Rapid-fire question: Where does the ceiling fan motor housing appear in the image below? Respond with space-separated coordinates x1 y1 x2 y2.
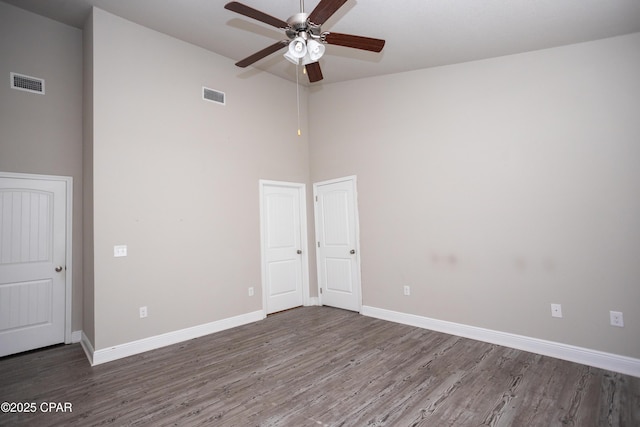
286 13 322 40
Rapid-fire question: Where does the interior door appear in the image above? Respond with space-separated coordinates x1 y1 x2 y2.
260 181 307 315
314 176 361 312
0 176 67 357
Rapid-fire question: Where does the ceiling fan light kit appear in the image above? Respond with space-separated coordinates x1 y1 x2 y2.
284 39 326 65
224 0 386 83
307 40 326 61
284 36 309 64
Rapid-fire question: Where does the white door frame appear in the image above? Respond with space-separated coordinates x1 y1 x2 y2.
0 171 73 344
313 175 362 312
259 180 310 317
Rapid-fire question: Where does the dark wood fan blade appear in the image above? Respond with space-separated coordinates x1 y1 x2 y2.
308 0 349 25
305 62 324 83
224 2 289 29
324 32 386 52
235 41 288 67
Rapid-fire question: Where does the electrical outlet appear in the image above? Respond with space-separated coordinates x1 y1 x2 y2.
610 311 624 327
139 306 148 318
403 285 410 296
551 303 562 318
248 287 254 296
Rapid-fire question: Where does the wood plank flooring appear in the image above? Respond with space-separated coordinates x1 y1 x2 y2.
1 306 638 426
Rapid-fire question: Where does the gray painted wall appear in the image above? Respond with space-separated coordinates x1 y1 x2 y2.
309 33 640 358
89 8 310 350
0 2 83 333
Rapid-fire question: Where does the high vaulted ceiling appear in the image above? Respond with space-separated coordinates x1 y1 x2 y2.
4 0 640 85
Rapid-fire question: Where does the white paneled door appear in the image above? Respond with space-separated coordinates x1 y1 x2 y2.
314 176 361 312
0 176 67 357
260 181 308 315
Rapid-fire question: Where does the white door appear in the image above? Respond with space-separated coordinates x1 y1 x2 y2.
0 176 67 357
260 181 308 315
314 176 361 312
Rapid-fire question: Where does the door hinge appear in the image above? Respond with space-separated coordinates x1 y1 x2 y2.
317 241 320 248
315 195 318 202
319 287 323 294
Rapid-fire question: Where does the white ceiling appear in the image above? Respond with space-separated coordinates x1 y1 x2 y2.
4 0 640 85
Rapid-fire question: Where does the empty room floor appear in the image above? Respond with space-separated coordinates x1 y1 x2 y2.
1 306 638 426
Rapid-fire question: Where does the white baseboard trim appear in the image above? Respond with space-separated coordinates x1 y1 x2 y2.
306 297 320 306
80 331 95 365
361 305 640 378
84 310 264 366
70 330 82 344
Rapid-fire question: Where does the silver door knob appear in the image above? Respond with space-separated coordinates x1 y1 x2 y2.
350 249 356 254
297 250 302 254
55 266 63 272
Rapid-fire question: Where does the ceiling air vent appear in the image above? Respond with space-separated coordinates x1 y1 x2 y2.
10 72 45 95
202 87 225 105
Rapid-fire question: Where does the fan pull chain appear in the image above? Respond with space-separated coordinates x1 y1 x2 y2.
296 65 301 136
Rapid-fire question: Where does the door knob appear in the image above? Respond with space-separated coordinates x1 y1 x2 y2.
297 249 302 254
55 266 63 272
350 249 356 254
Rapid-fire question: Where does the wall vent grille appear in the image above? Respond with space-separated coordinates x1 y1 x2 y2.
10 72 45 94
203 87 225 105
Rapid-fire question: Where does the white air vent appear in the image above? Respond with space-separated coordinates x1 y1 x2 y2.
202 87 225 105
10 72 45 95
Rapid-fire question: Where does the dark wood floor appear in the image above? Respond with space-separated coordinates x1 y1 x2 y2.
1 307 638 426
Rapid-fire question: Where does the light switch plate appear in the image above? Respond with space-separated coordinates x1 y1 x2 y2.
114 245 127 257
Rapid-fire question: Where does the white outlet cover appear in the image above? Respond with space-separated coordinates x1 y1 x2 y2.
610 311 624 327
551 303 563 318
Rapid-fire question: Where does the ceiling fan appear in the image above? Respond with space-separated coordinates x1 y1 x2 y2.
224 0 386 83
